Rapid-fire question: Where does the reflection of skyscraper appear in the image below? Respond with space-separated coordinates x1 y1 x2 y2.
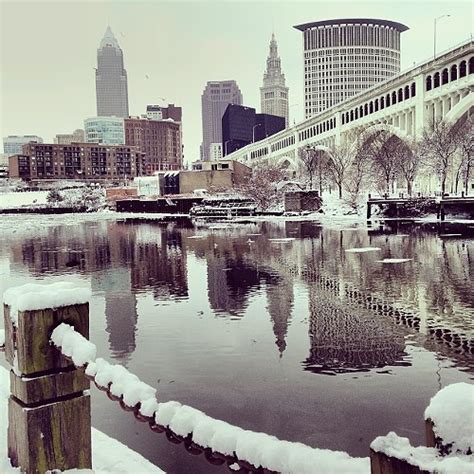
266 277 294 356
131 228 188 300
304 283 408 374
93 267 138 364
207 254 260 317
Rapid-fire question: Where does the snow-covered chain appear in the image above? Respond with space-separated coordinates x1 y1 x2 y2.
52 324 369 473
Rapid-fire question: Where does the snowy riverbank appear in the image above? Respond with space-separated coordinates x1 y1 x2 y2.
0 366 165 473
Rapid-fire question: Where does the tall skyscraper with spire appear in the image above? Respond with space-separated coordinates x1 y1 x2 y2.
260 33 289 127
96 26 129 118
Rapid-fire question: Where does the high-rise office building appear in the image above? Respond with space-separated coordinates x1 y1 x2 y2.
201 81 242 161
293 18 408 118
3 135 43 156
222 104 256 156
96 26 129 117
84 117 125 145
260 33 289 126
222 105 286 156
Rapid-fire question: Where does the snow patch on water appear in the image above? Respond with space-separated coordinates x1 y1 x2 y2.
345 247 381 253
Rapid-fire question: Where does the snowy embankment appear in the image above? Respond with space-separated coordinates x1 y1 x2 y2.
0 366 164 473
0 191 48 209
371 383 474 474
1 283 164 473
51 323 370 474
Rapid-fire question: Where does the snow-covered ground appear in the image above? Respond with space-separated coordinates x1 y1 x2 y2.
0 366 165 473
0 191 49 209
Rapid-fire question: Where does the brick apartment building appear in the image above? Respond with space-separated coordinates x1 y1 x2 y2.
124 118 183 174
9 142 144 181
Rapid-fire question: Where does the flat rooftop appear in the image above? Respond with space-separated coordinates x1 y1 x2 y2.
294 18 409 32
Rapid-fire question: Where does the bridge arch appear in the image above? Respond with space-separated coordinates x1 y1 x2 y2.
444 93 474 124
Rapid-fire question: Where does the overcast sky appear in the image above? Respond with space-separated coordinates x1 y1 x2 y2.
1 0 472 162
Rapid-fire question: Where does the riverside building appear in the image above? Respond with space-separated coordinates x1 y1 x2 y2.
9 143 143 181
293 18 408 117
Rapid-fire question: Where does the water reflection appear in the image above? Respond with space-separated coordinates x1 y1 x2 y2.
1 217 473 372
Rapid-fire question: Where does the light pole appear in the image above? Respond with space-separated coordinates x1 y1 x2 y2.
289 104 300 126
252 123 262 143
434 14 450 59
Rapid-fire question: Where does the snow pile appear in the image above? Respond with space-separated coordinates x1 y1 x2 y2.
0 366 164 473
51 324 96 367
345 247 381 253
85 356 369 472
0 191 49 209
424 383 474 454
51 324 370 472
371 432 473 474
153 401 369 473
86 358 156 409
376 258 412 264
3 282 91 326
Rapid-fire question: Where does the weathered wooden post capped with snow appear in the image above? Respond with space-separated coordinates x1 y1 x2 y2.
3 282 93 474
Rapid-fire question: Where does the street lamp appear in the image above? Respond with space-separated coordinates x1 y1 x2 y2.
252 123 262 143
434 14 450 59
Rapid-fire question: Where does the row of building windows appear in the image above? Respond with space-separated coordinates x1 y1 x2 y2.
305 48 400 58
299 117 336 142
425 57 474 91
304 24 401 50
271 135 296 153
341 82 416 125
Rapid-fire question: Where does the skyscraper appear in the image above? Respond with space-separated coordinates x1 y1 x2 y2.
293 19 408 118
96 26 129 118
260 33 289 126
201 81 242 161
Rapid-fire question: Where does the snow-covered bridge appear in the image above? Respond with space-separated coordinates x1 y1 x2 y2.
225 39 474 172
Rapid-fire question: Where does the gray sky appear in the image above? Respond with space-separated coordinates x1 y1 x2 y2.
1 0 472 162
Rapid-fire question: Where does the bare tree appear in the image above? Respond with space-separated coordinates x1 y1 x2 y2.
397 139 420 196
365 130 404 196
344 134 372 210
419 118 463 195
454 116 474 195
298 146 323 190
235 161 288 210
326 134 357 199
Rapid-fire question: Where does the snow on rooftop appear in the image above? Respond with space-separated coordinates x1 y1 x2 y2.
3 282 91 326
424 383 474 454
371 432 473 474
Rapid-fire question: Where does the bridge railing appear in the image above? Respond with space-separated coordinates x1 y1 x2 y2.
1 284 472 473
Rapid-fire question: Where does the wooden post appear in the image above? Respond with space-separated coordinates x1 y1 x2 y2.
440 203 445 221
367 202 372 220
370 449 428 474
4 303 92 474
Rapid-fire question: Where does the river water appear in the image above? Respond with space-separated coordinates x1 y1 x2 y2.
0 214 473 473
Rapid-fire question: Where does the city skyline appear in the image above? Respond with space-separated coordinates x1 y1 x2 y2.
1 1 472 164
